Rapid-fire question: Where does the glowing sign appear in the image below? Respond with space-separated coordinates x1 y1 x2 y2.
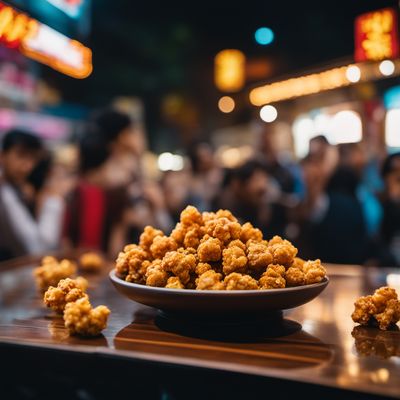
355 8 399 62
214 49 245 92
0 2 92 78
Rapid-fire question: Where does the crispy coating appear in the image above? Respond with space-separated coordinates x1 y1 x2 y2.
224 273 258 290
165 276 185 289
197 236 222 262
246 241 273 272
150 236 178 259
285 267 305 286
352 287 400 330
215 209 238 222
161 250 196 284
240 222 263 243
180 205 203 226
228 239 246 251
205 217 241 244
34 257 77 292
63 297 110 337
196 270 225 290
139 226 164 252
259 264 286 289
303 259 326 284
222 246 247 275
44 278 88 314
117 245 149 283
145 259 168 287
183 224 204 249
267 236 298 266
201 211 217 223
79 252 104 272
291 257 305 270
170 223 186 246
195 262 212 276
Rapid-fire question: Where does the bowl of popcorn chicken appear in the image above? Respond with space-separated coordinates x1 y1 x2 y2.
110 206 329 316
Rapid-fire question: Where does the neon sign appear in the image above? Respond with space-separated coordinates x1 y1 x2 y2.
0 2 92 78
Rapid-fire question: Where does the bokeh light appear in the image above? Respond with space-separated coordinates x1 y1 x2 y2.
345 65 361 83
218 96 235 113
157 152 184 171
259 105 277 122
379 60 395 76
255 27 274 45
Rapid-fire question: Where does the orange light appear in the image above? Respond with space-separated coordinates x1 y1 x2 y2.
214 49 245 92
0 2 92 79
218 96 235 113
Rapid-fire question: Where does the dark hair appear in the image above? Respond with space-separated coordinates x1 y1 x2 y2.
78 125 110 173
228 159 269 185
28 152 52 191
1 129 42 153
187 141 213 174
381 152 400 178
310 135 329 145
91 108 132 144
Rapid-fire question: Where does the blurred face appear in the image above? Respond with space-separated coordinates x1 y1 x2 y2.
1 146 40 185
116 125 145 155
196 144 214 172
386 169 400 203
236 170 268 207
162 171 190 211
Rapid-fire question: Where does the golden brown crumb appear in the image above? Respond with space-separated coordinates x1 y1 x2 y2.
34 257 77 292
170 223 186 246
195 262 212 276
197 236 222 262
63 297 110 337
150 236 178 259
201 211 217 223
259 264 286 289
165 276 185 289
246 241 273 273
291 257 306 270
352 286 400 330
145 259 168 287
205 217 241 244
302 259 326 284
224 273 258 290
196 270 225 290
161 250 196 285
180 205 203 226
44 278 88 314
228 239 246 251
183 224 205 249
267 236 298 266
215 209 238 222
222 245 247 275
116 245 149 283
139 226 164 252
240 222 263 243
79 252 104 272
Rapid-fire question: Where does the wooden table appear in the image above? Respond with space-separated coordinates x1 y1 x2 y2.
0 255 399 400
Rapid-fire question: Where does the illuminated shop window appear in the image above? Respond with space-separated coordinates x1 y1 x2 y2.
385 109 400 148
329 111 362 144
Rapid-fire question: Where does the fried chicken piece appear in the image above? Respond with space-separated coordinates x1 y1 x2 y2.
161 250 197 285
79 252 104 272
196 270 225 290
180 205 203 227
259 264 286 289
228 239 246 251
44 278 88 314
183 224 204 249
195 262 212 276
75 276 89 292
63 297 110 337
352 287 400 330
34 257 77 292
291 257 305 270
240 222 263 243
145 259 168 287
303 259 326 284
197 236 222 262
150 236 178 260
201 211 217 223
222 245 247 275
215 209 238 222
165 276 185 289
246 241 273 273
116 245 149 283
285 267 305 286
224 273 258 290
267 236 298 266
205 217 241 244
139 226 164 252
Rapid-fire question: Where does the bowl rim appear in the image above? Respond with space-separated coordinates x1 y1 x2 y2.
109 268 329 296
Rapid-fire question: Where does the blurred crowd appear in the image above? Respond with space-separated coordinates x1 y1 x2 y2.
1 108 400 267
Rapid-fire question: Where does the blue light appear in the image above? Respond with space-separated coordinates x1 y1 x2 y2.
255 27 274 46
384 86 400 109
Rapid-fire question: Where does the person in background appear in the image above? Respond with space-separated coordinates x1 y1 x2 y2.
378 152 400 266
0 130 65 260
188 141 223 210
212 159 286 237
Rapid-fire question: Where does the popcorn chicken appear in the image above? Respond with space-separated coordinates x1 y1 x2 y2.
79 252 104 272
63 297 110 337
303 259 326 284
196 270 225 290
139 226 164 252
116 245 149 283
44 277 88 314
180 205 203 227
259 264 286 289
145 259 168 287
34 257 77 293
224 273 258 290
267 236 298 266
195 262 212 276
197 236 222 262
183 224 205 249
215 209 238 222
285 266 305 287
162 250 196 285
150 236 178 259
240 222 263 243
165 276 185 289
205 217 241 244
352 287 400 330
246 241 273 273
222 245 247 275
